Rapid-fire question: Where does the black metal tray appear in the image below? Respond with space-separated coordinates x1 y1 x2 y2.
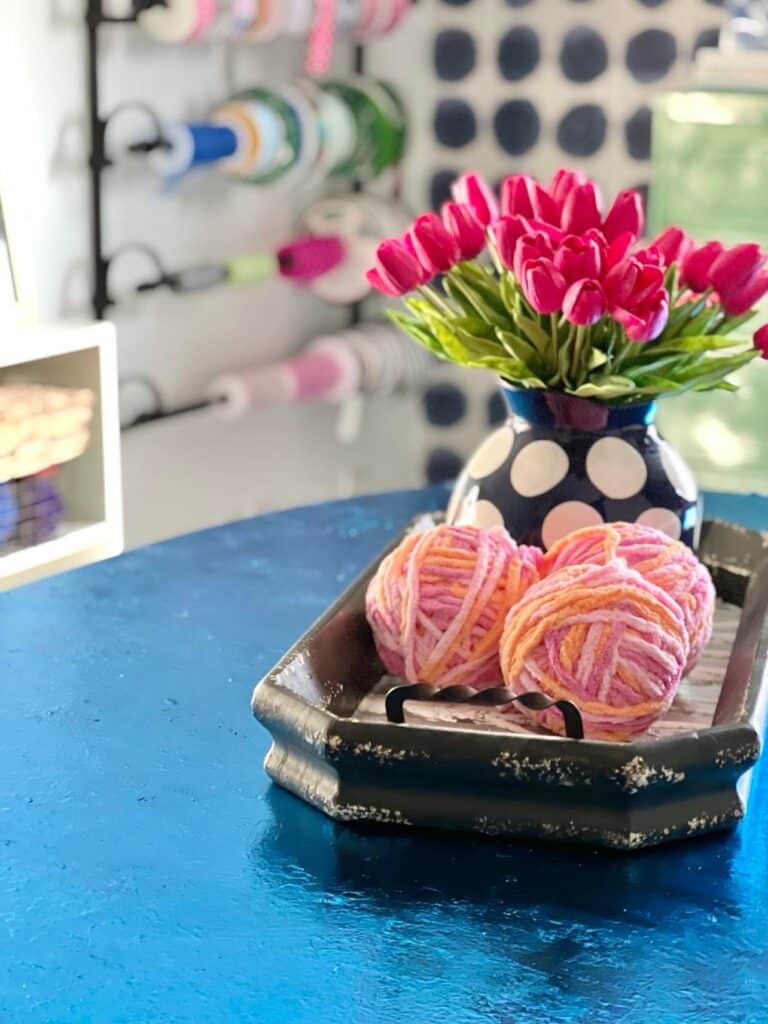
252 517 768 850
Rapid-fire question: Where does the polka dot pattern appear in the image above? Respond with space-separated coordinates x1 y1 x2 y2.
560 26 608 83
626 28 677 82
497 26 540 81
433 99 477 148
586 437 648 499
468 426 514 478
430 169 458 210
425 447 464 484
557 104 607 157
493 99 540 155
636 507 683 540
541 501 604 550
510 439 569 497
423 382 468 426
434 29 476 81
625 105 652 160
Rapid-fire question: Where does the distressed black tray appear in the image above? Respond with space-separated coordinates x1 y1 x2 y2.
252 517 768 850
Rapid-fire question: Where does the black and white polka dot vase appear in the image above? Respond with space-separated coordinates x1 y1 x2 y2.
446 385 700 551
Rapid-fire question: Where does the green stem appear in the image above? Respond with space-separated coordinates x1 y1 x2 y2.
570 325 586 383
485 227 503 276
418 283 455 318
548 314 559 375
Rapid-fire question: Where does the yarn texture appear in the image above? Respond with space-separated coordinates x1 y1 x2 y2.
543 521 715 671
500 560 689 741
366 523 541 687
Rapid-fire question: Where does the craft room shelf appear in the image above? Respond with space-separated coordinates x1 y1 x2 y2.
0 320 123 590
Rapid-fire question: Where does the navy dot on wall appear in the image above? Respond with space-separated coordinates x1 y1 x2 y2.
703 0 723 5
430 169 458 210
442 0 473 7
557 104 607 157
494 99 540 155
433 99 477 148
422 383 468 427
625 105 652 160
637 0 667 6
694 27 720 56
425 448 464 484
560 27 608 83
504 0 533 6
487 391 506 427
632 182 650 213
434 29 476 81
626 28 677 82
498 26 540 81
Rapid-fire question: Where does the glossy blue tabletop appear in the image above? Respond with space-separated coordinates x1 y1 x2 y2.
2 488 768 1024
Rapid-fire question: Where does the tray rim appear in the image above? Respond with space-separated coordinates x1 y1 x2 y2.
252 516 768 761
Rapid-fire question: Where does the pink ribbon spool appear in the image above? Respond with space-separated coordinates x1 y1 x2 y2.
304 0 338 76
188 0 219 40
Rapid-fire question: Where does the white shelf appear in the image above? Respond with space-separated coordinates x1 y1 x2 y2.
0 321 123 590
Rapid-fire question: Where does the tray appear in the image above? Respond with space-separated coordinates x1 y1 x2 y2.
251 517 768 850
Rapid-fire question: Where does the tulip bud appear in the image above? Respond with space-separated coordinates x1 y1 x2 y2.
649 226 694 267
441 202 486 260
366 238 427 296
602 189 644 244
620 294 669 343
513 231 553 282
709 243 764 295
561 183 603 235
554 235 602 284
500 175 560 226
451 172 499 227
720 271 768 316
548 167 588 215
493 216 530 271
408 213 460 274
754 324 768 360
520 258 567 315
681 241 723 293
563 279 605 326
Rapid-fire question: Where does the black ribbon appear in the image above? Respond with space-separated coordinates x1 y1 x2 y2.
384 684 584 740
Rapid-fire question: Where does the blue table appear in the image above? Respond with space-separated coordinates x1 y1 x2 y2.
2 488 768 1024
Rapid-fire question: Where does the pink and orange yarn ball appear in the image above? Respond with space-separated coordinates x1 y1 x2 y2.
365 523 541 688
542 521 715 672
500 559 690 741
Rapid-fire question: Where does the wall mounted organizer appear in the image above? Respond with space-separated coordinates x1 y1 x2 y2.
86 0 407 429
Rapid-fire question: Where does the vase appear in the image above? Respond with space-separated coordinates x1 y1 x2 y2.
446 385 700 551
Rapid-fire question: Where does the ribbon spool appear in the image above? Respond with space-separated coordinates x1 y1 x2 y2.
147 121 239 178
137 0 213 43
322 78 406 180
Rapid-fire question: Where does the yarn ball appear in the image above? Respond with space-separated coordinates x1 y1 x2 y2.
15 475 64 546
542 521 715 672
500 560 689 741
366 523 542 687
0 482 18 547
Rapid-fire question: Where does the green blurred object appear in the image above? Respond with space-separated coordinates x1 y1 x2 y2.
650 73 768 494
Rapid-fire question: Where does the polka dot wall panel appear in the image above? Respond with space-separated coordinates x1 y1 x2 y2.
416 0 728 211
366 0 728 487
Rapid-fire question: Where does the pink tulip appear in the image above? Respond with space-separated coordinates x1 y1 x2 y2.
520 258 567 315
616 293 669 343
408 213 460 274
554 234 602 284
681 241 724 293
754 324 768 359
500 174 558 225
547 168 588 216
561 182 603 235
719 270 768 316
602 189 644 244
451 172 499 227
441 201 486 260
709 242 763 293
603 258 642 309
604 231 636 270
493 215 530 271
513 231 553 282
649 226 694 267
562 279 605 326
366 238 427 296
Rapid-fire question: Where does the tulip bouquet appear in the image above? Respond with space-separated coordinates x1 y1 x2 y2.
366 168 768 404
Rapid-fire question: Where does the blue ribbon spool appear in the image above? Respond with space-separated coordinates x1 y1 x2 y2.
150 121 239 179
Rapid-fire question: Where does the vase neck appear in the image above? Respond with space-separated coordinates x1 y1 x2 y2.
501 386 657 432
